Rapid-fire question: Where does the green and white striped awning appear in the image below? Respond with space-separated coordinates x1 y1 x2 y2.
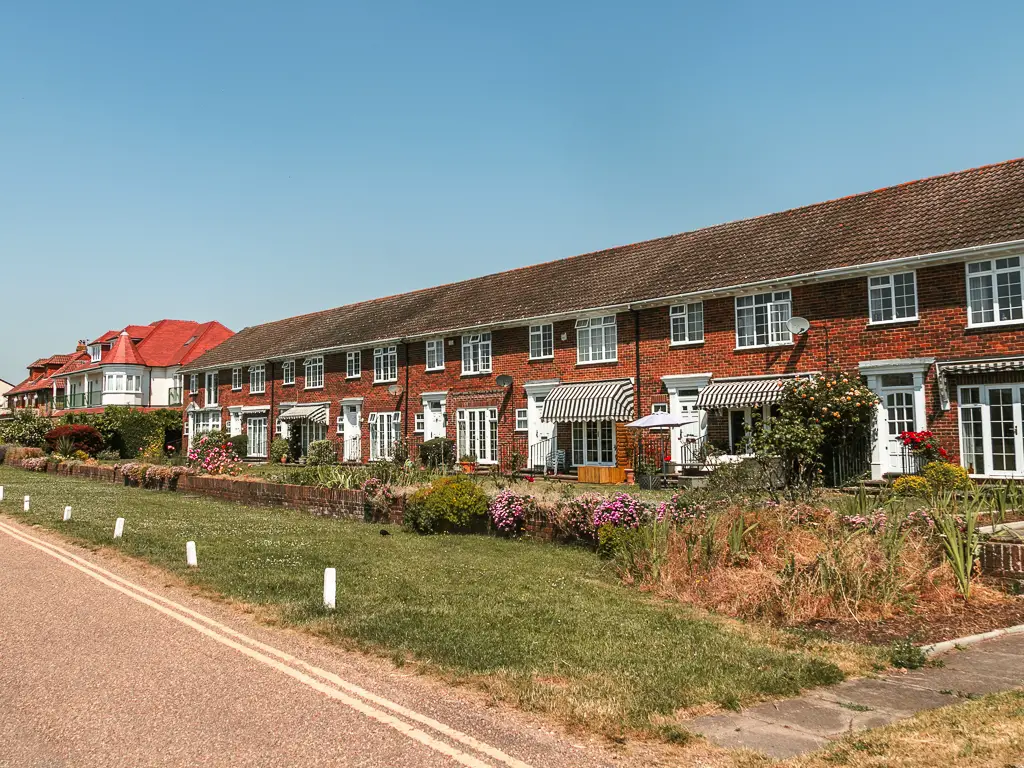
541 379 634 423
279 403 328 424
695 377 788 409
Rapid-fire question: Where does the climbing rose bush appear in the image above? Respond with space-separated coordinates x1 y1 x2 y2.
898 430 949 462
187 433 241 475
592 493 651 530
488 490 535 535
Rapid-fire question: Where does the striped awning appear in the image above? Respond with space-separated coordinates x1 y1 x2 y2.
695 377 788 409
936 356 1024 410
279 404 328 424
541 379 634 423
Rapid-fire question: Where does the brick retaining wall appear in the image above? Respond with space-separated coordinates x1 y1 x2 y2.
980 539 1024 582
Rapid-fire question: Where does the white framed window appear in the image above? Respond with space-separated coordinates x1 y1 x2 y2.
456 408 498 463
103 372 142 393
669 302 704 344
576 316 617 363
190 409 222 436
369 411 401 460
231 367 242 391
414 412 425 433
88 344 102 363
247 416 268 458
173 373 184 394
373 346 398 383
205 372 218 406
425 339 445 371
282 360 295 386
571 421 615 466
529 324 554 359
967 256 1024 326
461 333 492 374
736 290 792 348
189 374 198 394
229 410 242 437
652 403 668 413
868 272 918 323
515 408 528 431
249 364 266 394
346 351 361 379
303 356 324 389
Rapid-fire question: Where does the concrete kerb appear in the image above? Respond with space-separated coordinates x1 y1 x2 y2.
920 622 1024 656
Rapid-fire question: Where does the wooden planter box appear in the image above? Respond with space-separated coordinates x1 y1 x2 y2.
577 466 627 485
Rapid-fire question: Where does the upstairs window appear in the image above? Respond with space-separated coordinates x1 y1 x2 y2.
968 257 1024 326
189 374 198 394
529 324 554 359
249 364 266 394
669 302 704 344
231 367 242 391
461 333 492 374
346 351 361 379
576 316 617 363
88 345 102 363
869 272 918 323
104 373 142 393
374 346 398 383
303 356 324 389
205 372 218 406
425 339 445 371
281 360 295 386
736 290 792 348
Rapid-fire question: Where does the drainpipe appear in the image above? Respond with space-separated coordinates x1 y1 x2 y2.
403 341 410 438
633 309 642 416
268 360 275 455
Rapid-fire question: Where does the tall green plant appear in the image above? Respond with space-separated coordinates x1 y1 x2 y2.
931 494 981 601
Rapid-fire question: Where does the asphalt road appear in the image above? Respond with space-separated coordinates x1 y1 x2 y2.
0 517 635 768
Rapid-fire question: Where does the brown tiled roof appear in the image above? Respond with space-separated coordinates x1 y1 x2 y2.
183 158 1024 372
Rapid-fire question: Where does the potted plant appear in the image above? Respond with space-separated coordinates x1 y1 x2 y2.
458 453 478 474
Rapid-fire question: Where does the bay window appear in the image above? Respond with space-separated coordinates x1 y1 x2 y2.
461 333 492 374
369 411 401 460
571 421 615 466
736 290 792 348
103 372 142 393
373 346 398 383
529 324 554 359
425 339 445 371
576 316 617 363
456 408 498 463
967 257 1024 326
868 272 917 323
249 364 266 394
304 356 324 389
669 302 704 344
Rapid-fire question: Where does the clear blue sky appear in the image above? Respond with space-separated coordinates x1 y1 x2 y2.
2 1 1023 384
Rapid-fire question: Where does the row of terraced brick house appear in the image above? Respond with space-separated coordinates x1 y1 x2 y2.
179 159 1024 483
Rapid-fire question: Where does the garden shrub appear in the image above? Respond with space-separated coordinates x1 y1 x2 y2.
96 407 182 458
592 493 651 529
362 477 397 522
596 523 643 559
3 446 44 464
227 434 249 459
186 433 241 475
44 424 105 456
403 475 489 534
0 445 7 464
552 492 604 541
656 493 710 524
923 461 972 494
269 438 290 464
0 410 52 448
306 439 338 466
419 437 455 469
892 474 932 497
488 490 535 535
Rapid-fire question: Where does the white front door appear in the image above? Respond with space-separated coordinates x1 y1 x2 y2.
883 390 917 474
424 400 446 441
988 386 1022 476
247 416 267 458
675 388 706 464
527 392 557 469
343 404 362 461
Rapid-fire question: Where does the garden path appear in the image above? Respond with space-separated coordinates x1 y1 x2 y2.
685 632 1024 758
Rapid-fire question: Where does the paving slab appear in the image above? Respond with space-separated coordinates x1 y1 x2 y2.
811 678 956 715
900 668 1016 697
743 698 877 738
937 649 1024 683
686 714 829 759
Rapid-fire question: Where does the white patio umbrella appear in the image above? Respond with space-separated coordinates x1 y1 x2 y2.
626 413 697 486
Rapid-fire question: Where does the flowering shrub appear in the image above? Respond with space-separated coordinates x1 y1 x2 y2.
892 474 932 497
488 490 535 535
44 425 105 456
898 430 949 462
551 493 604 541
187 433 241 475
922 461 971 493
841 505 933 533
21 457 49 471
655 493 709 525
361 477 397 522
403 476 489 534
592 493 651 530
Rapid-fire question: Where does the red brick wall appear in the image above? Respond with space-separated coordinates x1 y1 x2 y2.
185 261 1024 468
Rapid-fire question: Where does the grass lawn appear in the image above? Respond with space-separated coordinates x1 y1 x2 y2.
0 466 881 739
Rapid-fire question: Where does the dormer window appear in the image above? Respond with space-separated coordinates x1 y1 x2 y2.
88 345 102 363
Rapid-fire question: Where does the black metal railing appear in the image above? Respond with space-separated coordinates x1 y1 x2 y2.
900 445 924 476
822 434 872 488
168 388 183 406
527 436 565 474
679 435 711 468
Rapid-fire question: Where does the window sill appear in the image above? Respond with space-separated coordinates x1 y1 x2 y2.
250 391 266 396
575 359 618 366
867 318 919 327
669 340 705 348
425 367 445 373
460 371 492 378
528 355 554 362
346 375 361 380
231 388 242 392
373 380 399 385
734 343 794 351
304 385 324 391
966 320 1024 331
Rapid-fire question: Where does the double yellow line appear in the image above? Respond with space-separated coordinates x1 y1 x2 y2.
0 518 534 768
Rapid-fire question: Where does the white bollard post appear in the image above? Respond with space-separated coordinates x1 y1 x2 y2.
113 517 125 539
186 541 198 568
0 485 4 501
323 567 336 610
23 495 30 511
63 506 72 522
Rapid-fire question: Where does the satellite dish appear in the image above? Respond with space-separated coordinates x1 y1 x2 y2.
387 384 404 396
786 316 810 336
495 374 514 387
